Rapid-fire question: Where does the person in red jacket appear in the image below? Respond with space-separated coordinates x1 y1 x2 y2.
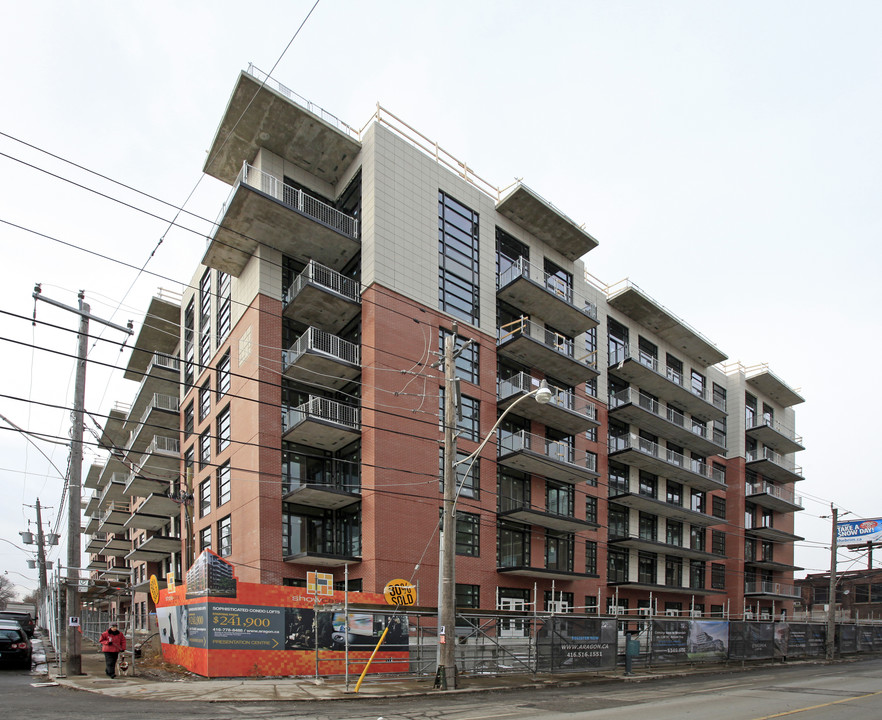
98 622 127 678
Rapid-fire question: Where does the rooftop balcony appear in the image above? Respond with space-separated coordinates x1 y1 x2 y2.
126 534 180 563
124 293 180 381
204 66 361 188
746 366 805 407
497 317 599 387
608 533 724 562
746 482 803 513
204 162 360 277
497 430 599 485
746 447 804 484
496 258 598 337
282 260 361 334
123 493 182 531
607 492 720 528
608 387 726 457
497 373 598 436
746 416 804 455
496 184 598 262
282 397 360 452
497 502 598 533
744 581 801 599
282 327 360 391
608 347 726 422
606 280 727 368
608 434 727 492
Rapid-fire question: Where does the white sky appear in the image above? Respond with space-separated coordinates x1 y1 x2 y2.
1 1 880 600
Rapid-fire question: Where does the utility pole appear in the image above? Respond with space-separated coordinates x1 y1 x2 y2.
826 504 838 661
34 499 48 599
437 324 458 689
33 287 132 675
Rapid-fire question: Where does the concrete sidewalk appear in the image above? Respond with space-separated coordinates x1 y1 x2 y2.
36 632 805 702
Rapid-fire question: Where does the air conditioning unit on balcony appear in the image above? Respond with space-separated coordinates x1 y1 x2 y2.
665 609 679 617
744 611 754 620
690 610 702 618
760 612 771 621
609 605 625 616
638 608 652 617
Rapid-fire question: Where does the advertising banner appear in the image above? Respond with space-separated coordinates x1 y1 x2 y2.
839 624 858 653
686 620 728 662
536 617 617 671
836 518 882 546
156 550 409 677
651 620 690 664
728 622 774 660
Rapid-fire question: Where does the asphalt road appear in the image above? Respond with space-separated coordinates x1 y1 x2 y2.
2 657 881 719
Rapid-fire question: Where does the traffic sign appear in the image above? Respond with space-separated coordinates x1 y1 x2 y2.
383 578 416 606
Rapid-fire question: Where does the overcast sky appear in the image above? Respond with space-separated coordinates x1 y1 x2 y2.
1 1 880 600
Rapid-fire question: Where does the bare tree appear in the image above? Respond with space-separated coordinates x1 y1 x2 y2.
0 574 17 609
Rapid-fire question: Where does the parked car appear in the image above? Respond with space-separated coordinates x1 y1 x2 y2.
0 611 35 637
0 621 32 669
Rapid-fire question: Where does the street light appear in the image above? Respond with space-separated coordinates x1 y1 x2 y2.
437 336 553 689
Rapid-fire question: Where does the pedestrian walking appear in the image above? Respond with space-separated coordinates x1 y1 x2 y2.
98 622 127 678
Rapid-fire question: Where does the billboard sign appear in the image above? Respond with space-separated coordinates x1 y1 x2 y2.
837 518 882 546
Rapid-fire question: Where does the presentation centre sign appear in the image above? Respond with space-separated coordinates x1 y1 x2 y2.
837 518 882 546
156 550 409 677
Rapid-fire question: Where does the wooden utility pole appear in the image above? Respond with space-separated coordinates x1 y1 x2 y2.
826 505 838 661
33 287 132 675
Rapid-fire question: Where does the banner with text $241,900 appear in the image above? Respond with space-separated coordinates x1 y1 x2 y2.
156 550 409 677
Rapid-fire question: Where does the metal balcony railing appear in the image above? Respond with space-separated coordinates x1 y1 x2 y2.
498 372 597 422
745 581 800 598
101 501 131 523
746 447 803 476
498 317 597 367
128 393 180 449
283 260 361 306
608 346 727 412
746 482 803 508
284 327 360 368
499 430 597 473
284 397 360 432
608 434 726 486
497 257 598 319
609 388 714 441
220 161 359 240
747 415 803 445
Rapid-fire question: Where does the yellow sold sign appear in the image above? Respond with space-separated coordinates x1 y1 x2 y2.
383 578 416 606
149 575 159 603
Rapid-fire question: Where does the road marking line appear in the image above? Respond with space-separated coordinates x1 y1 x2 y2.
750 689 882 719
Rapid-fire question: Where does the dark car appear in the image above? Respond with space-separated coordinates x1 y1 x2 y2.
0 621 32 669
0 611 35 637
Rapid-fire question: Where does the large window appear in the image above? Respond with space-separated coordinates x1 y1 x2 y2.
184 298 195 387
456 512 480 556
585 540 597 575
199 269 212 368
545 531 574 572
199 479 211 517
199 380 211 422
439 329 479 384
438 191 479 323
216 271 231 343
608 504 629 539
183 401 194 438
585 496 598 525
608 318 629 365
217 405 231 453
498 522 529 567
439 448 480 498
218 515 232 557
199 430 211 470
455 584 480 608
440 389 479 442
199 526 212 551
216 461 230 507
546 481 574 517
712 529 726 556
498 467 529 513
608 548 629 583
217 350 231 399
638 551 657 584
